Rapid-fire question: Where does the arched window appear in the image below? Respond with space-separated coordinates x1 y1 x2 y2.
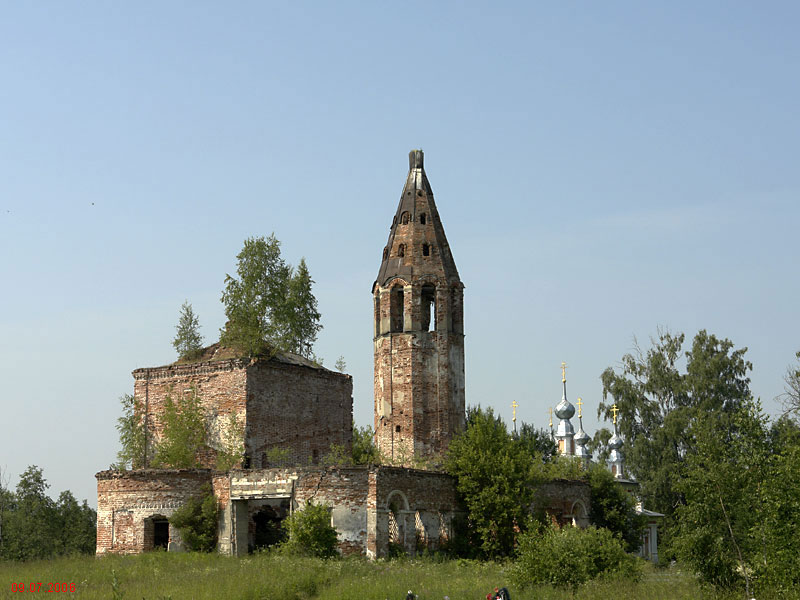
401 212 410 225
419 213 426 224
390 285 405 333
421 284 436 332
398 244 405 257
382 247 388 260
422 244 430 256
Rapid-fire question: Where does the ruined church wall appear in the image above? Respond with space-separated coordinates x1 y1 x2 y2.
535 479 591 528
133 360 249 468
246 363 353 468
96 469 211 555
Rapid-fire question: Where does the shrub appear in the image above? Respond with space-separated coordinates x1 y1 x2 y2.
510 521 641 596
169 486 219 552
281 500 338 558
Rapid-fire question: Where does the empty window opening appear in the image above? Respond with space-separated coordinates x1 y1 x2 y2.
421 284 436 332
401 212 410 224
417 190 424 197
153 519 169 550
383 247 388 260
398 244 405 257
420 213 426 224
390 286 405 333
396 425 401 432
422 244 430 256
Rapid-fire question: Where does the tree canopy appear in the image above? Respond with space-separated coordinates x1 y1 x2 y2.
173 301 203 360
220 235 321 358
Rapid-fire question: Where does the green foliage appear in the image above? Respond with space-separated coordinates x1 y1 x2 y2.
281 500 339 558
586 464 645 552
781 350 800 419
168 485 218 552
113 393 149 469
599 329 754 529
445 406 538 558
173 300 204 360
152 388 207 468
0 466 96 561
263 447 291 467
334 355 346 372
352 423 381 465
516 422 557 462
511 521 642 595
220 235 322 358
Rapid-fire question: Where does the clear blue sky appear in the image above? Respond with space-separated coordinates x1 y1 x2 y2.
1 2 798 507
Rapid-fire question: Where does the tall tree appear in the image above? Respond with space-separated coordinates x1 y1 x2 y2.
114 393 149 469
781 350 800 420
445 407 537 558
152 389 207 468
220 235 322 358
173 301 203 360
599 329 753 525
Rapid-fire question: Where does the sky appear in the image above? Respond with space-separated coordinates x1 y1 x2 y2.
1 2 798 508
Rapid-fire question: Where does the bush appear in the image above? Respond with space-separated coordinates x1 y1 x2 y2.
510 521 641 596
281 500 339 558
168 486 219 552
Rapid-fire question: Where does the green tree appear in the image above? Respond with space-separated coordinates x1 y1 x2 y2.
781 350 800 420
152 389 207 468
169 485 218 552
335 356 346 372
516 422 557 462
220 235 322 358
281 500 339 558
54 491 97 555
599 329 753 530
2 467 57 560
672 400 769 595
173 301 203 360
511 520 641 597
113 393 149 469
283 258 322 357
586 463 645 552
445 406 537 558
352 423 381 465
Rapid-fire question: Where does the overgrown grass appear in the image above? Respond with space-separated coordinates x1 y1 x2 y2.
0 553 749 600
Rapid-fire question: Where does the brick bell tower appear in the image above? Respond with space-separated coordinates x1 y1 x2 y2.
373 149 465 463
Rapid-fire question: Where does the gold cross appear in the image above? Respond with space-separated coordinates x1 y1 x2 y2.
611 403 619 425
548 406 553 428
577 397 583 418
561 361 567 382
511 400 519 423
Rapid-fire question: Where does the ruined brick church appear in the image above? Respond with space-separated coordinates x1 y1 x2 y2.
95 150 588 557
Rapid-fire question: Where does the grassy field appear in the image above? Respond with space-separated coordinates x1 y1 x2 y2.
0 553 743 600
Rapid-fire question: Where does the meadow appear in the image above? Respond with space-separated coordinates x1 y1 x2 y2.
0 552 747 600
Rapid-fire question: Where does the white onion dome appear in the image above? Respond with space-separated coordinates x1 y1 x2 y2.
574 426 590 445
608 432 622 449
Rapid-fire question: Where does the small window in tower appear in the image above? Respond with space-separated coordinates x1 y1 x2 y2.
396 425 401 433
421 284 436 332
401 212 410 224
398 244 405 257
420 213 426 224
422 244 430 256
383 247 388 260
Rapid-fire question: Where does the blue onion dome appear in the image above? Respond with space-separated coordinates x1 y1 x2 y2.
608 432 622 449
555 397 575 420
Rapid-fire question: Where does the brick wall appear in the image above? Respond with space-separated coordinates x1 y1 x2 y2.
246 361 352 468
96 469 212 554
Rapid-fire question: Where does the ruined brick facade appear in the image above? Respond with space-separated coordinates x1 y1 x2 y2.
96 466 460 558
132 349 353 469
373 150 466 462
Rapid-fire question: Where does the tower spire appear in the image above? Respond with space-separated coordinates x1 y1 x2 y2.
554 362 575 456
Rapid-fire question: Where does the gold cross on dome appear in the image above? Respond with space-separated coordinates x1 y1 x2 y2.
561 361 567 382
577 397 583 418
612 403 619 425
511 400 519 423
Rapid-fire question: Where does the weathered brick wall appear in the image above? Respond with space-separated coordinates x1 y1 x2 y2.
371 466 460 558
96 469 212 554
133 360 249 468
246 362 352 468
535 479 592 528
